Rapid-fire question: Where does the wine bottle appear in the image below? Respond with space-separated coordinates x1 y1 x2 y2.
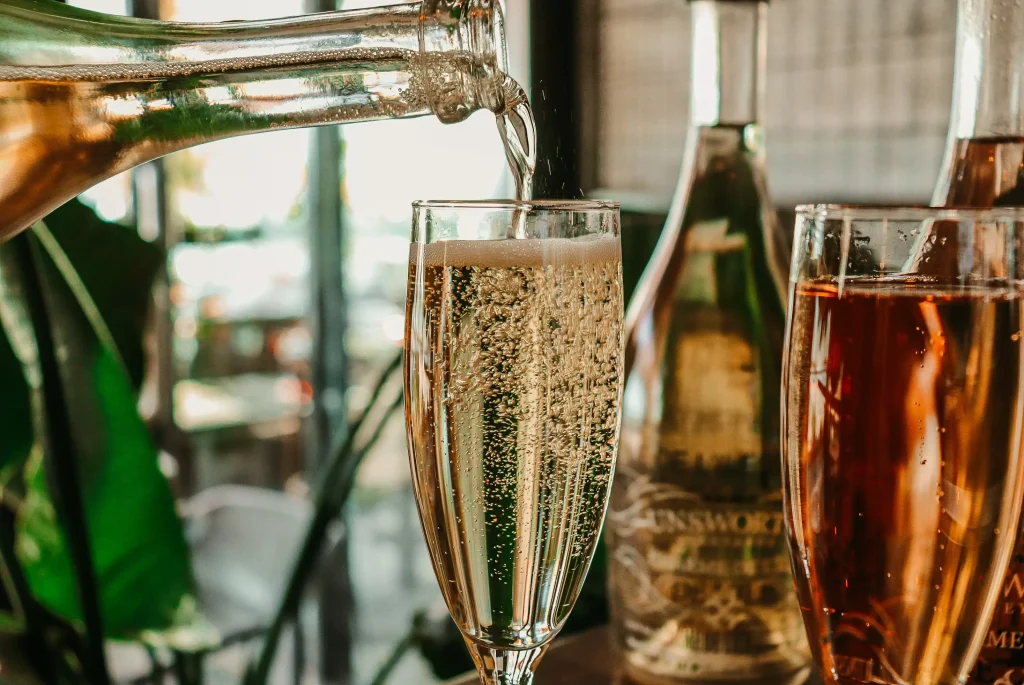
605 1 810 683
934 0 1024 209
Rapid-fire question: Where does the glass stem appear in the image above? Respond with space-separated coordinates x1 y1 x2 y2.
466 640 547 685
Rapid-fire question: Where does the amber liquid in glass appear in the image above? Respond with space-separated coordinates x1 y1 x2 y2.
784 280 1024 685
932 137 1024 683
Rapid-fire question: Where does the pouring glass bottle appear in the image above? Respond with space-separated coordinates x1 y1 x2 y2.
605 1 810 683
0 0 532 241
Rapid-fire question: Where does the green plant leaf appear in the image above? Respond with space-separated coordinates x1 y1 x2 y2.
0 493 89 677
0 541 27 634
0 635 47 685
1 234 112 683
0 329 32 478
0 200 167 672
0 230 196 639
137 594 219 653
0 199 157 485
41 199 163 391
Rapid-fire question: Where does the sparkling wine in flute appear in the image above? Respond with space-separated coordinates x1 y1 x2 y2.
406 237 625 650
784 279 1024 685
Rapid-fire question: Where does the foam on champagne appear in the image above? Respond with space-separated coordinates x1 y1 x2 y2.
413 235 622 270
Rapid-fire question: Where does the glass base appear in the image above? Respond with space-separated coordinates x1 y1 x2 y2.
465 638 548 685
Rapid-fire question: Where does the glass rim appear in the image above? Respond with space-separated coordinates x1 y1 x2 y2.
796 204 1024 222
412 199 620 212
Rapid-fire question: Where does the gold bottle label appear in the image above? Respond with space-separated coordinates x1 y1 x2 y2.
611 325 806 681
611 219 807 682
973 536 1024 685
610 481 805 680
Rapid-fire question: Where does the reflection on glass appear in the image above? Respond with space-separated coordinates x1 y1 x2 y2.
67 0 133 223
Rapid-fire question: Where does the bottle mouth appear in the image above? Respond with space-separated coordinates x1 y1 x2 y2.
418 0 509 123
461 0 509 111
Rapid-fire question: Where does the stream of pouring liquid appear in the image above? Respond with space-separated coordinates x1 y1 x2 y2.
496 75 537 235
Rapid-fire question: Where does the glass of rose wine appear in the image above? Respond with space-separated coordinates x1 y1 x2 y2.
782 205 1024 685
404 200 625 685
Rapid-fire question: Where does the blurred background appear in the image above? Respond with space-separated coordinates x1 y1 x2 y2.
55 0 956 682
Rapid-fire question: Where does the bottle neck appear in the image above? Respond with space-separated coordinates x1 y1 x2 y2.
420 0 509 121
0 1 423 68
949 0 1024 140
0 0 513 240
689 0 766 127
0 0 508 122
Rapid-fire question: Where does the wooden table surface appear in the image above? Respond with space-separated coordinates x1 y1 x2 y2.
445 628 823 685
445 628 615 685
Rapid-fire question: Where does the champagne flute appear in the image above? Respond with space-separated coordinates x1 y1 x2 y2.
404 200 624 685
782 205 1024 685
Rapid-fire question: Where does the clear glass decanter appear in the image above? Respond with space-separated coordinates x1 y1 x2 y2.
0 0 522 240
605 1 810 683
